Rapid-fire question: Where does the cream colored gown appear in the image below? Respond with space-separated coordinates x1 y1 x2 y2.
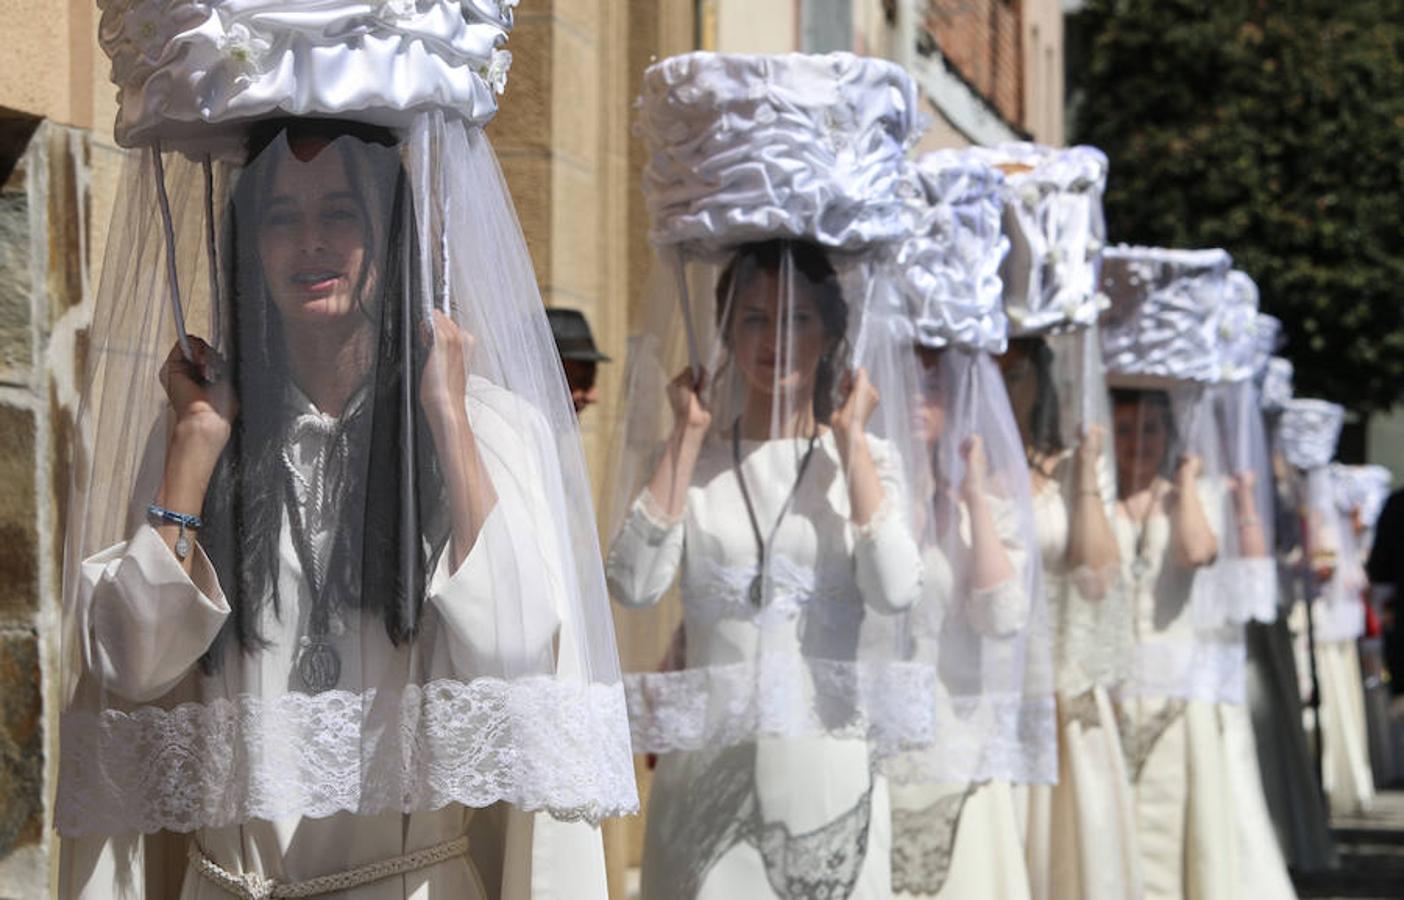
1306 556 1376 817
1113 494 1238 900
59 379 609 900
607 432 922 900
1021 462 1142 900
890 498 1034 900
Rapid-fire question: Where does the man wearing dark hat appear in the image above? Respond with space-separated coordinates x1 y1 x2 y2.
547 307 611 416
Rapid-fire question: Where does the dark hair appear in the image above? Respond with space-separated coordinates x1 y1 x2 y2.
1111 387 1178 477
714 239 849 422
199 119 448 669
1007 337 1064 458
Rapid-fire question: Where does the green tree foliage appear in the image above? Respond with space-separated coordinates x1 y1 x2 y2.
1073 0 1404 412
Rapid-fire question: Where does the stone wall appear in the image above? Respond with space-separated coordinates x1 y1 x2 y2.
0 116 102 900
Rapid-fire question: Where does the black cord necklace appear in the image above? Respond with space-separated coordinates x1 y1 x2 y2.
282 429 349 694
731 417 821 606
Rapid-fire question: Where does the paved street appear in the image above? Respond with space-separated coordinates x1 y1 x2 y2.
1295 790 1404 899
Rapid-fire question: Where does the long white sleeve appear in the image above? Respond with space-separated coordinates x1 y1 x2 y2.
963 494 1032 640
852 438 924 614
428 379 567 679
605 491 684 609
80 524 229 704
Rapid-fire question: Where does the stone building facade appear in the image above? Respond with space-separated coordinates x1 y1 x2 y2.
0 2 1062 897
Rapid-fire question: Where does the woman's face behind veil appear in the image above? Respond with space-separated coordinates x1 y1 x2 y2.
1113 395 1170 488
996 341 1037 442
727 265 828 401
915 346 948 448
253 138 384 332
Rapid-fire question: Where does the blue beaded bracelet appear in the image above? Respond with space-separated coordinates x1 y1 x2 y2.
147 504 202 560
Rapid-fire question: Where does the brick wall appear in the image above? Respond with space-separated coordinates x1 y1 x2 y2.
924 0 1023 127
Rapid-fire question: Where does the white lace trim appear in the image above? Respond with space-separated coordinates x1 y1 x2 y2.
56 677 637 837
1315 588 1366 643
625 657 936 757
1119 639 1246 705
1052 572 1135 696
878 692 1058 785
681 555 859 631
1189 556 1279 628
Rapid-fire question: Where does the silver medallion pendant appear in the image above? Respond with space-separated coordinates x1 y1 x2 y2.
297 639 342 693
174 533 192 560
748 574 765 606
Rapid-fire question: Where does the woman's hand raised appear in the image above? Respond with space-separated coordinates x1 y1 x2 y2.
960 434 990 505
667 366 712 438
156 337 236 565
160 337 237 465
831 367 879 461
420 309 474 435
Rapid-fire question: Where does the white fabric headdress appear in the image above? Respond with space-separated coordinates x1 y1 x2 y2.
964 143 1110 335
637 51 918 258
1261 356 1294 413
100 0 515 158
1331 463 1393 529
895 151 1010 352
1099 245 1231 386
1277 399 1345 470
1214 270 1263 383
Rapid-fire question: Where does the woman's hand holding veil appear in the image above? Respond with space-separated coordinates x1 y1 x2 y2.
155 337 237 571
833 367 884 527
421 309 498 568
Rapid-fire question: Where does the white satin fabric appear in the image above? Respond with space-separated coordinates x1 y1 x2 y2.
99 0 514 156
1213 271 1265 382
897 152 1010 354
637 52 918 256
1333 463 1393 535
1277 399 1345 470
968 143 1110 337
1260 357 1293 413
1099 245 1230 386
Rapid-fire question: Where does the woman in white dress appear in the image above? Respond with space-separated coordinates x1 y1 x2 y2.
1247 359 1339 873
1186 290 1295 900
882 154 1052 900
1000 335 1143 900
1276 401 1369 820
608 239 923 899
1315 461 1377 816
57 7 635 896
1108 386 1231 900
957 141 1142 900
609 52 928 900
1102 244 1271 900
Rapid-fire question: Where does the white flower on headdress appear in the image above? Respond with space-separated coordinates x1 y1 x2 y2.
218 23 271 81
123 7 166 57
377 0 417 21
479 49 512 95
821 107 856 157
